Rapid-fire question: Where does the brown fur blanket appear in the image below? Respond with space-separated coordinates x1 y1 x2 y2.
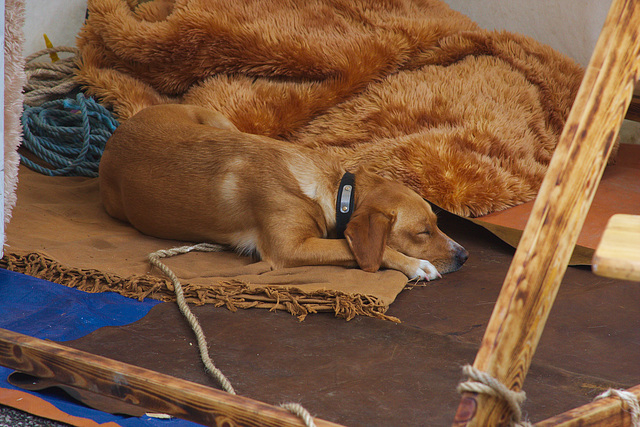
76 0 585 217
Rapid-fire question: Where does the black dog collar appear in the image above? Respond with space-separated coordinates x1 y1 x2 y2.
335 172 355 239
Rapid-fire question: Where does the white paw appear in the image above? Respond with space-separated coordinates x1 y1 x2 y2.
410 260 442 281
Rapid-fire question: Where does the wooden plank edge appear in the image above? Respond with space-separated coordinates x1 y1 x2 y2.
535 384 640 426
625 92 640 122
592 214 640 282
625 85 640 122
0 328 343 427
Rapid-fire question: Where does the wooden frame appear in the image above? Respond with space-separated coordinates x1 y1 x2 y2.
1 0 639 426
453 0 640 425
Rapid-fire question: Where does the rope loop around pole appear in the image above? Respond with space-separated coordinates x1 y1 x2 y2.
456 365 531 426
595 388 640 427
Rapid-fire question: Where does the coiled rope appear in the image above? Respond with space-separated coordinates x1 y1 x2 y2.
148 244 317 427
24 45 79 107
20 93 119 177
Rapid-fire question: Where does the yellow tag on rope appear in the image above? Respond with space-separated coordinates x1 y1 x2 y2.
43 34 59 62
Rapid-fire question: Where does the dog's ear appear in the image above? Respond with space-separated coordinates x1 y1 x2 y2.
344 208 394 273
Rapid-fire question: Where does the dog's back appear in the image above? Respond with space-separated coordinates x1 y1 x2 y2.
100 104 341 246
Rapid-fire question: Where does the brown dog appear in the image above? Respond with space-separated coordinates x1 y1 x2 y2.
100 104 468 280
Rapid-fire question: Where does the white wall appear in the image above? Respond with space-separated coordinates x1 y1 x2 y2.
443 0 611 67
23 0 87 56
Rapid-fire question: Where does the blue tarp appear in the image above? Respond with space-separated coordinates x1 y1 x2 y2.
0 268 202 426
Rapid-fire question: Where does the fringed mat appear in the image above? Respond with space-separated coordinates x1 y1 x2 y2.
75 0 590 217
3 167 406 321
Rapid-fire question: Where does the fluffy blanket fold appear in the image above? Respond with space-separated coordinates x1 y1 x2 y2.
77 0 585 216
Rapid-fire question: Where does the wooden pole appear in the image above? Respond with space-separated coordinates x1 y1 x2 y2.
452 0 640 425
535 384 640 427
0 328 343 427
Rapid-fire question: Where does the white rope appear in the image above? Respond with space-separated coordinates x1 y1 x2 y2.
24 46 80 107
457 365 531 426
279 403 317 427
148 243 236 394
595 388 640 427
148 243 317 426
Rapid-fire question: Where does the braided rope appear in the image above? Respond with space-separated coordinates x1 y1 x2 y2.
148 243 318 426
20 93 119 177
148 243 237 395
457 365 531 426
595 389 640 427
279 403 317 427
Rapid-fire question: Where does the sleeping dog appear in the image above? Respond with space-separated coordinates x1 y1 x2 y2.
99 104 468 280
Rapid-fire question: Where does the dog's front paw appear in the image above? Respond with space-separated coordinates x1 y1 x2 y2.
410 259 442 281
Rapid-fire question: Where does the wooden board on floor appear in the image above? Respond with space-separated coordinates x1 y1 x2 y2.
593 214 640 282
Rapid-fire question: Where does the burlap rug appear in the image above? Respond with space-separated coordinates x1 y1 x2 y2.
76 0 590 217
3 166 407 321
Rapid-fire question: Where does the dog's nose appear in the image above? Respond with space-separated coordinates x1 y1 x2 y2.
456 246 469 266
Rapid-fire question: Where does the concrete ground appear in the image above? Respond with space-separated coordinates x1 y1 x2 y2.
0 405 69 427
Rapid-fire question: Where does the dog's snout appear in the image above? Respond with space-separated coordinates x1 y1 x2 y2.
450 240 468 267
456 246 469 265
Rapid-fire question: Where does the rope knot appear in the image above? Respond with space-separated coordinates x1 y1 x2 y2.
595 389 640 427
457 365 530 426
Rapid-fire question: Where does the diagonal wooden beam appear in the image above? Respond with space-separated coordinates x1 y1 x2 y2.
452 0 640 425
0 328 342 427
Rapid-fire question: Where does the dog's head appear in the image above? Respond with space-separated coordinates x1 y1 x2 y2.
344 176 468 277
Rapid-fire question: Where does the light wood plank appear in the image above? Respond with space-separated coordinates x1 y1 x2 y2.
452 0 640 425
593 214 640 281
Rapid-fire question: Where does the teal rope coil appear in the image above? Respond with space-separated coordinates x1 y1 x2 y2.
20 93 119 177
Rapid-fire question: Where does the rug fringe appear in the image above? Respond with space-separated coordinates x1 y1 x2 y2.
1 251 399 323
